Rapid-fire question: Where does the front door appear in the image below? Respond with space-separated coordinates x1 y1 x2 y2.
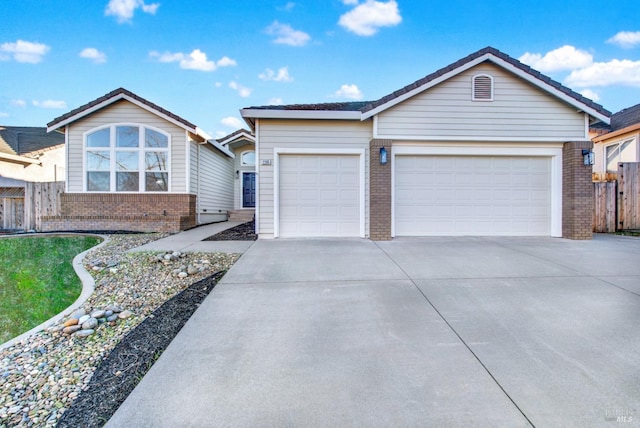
242 172 256 208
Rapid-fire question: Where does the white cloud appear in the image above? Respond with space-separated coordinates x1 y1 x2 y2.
268 97 284 105
216 56 237 67
564 59 640 87
105 0 159 23
334 84 363 100
0 40 50 63
342 0 359 4
339 0 402 36
0 112 8 118
519 45 593 72
10 99 26 107
32 100 67 109
221 116 244 129
259 67 293 82
79 47 107 64
280 2 296 11
150 49 235 72
214 82 223 88
266 21 310 46
607 31 640 49
229 81 252 98
579 89 600 102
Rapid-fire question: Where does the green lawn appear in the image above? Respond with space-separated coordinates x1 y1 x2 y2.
0 235 102 344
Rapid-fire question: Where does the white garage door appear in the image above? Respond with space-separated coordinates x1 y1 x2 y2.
279 154 360 237
395 155 551 236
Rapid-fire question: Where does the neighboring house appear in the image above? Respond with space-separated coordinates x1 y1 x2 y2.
217 129 256 222
241 46 611 240
591 103 640 181
0 126 65 185
43 88 235 233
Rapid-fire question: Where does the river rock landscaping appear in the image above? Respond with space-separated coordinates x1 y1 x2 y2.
0 234 239 427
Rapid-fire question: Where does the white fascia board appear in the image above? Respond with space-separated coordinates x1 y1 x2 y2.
376 134 584 143
487 57 611 124
362 53 610 125
218 131 255 146
362 55 491 120
0 152 42 166
47 94 202 135
241 109 361 121
206 139 235 158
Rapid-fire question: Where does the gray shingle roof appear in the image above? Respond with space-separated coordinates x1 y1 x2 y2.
0 126 64 156
244 47 611 119
610 103 640 130
47 87 198 131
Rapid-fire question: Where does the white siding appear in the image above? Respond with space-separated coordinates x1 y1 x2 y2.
376 63 585 141
66 100 188 192
190 141 234 223
257 119 372 237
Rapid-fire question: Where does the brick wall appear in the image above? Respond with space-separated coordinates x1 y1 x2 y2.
562 141 593 240
369 139 392 240
41 193 196 233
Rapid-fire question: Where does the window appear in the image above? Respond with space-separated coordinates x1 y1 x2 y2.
472 74 493 101
605 139 634 173
85 125 170 192
241 150 255 166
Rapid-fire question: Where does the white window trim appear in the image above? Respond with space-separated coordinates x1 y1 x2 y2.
603 137 637 173
391 144 563 238
240 149 256 166
472 73 494 101
83 123 171 193
273 148 366 239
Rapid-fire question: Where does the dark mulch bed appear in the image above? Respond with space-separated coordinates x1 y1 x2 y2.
56 271 226 428
203 220 257 241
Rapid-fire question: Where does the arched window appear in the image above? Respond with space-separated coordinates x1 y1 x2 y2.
472 74 493 101
85 124 170 192
241 150 255 166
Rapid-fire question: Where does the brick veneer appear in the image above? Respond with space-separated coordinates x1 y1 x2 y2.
369 139 392 240
562 141 593 240
41 193 196 233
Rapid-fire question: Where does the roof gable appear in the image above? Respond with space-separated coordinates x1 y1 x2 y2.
47 88 210 140
361 47 610 123
241 47 611 126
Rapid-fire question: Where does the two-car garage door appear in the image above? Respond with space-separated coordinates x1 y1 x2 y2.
394 155 552 236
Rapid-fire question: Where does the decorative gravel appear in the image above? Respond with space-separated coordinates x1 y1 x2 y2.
0 234 239 427
203 220 256 241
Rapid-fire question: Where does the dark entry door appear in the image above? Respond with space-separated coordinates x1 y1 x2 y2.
242 172 256 208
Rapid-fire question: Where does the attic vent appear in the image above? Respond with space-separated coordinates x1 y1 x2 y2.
473 74 493 101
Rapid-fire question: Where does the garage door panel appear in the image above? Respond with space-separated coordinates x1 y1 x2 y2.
279 154 360 238
395 155 551 236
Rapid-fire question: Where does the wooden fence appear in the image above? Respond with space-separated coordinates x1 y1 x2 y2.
593 162 640 232
0 181 64 231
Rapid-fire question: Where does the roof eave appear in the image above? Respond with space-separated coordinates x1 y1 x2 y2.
205 139 235 158
241 109 362 121
47 93 203 135
361 53 611 124
0 152 42 166
593 123 640 143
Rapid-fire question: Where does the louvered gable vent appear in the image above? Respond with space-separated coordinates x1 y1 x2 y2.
473 74 493 101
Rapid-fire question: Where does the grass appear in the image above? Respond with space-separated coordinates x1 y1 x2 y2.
0 235 102 344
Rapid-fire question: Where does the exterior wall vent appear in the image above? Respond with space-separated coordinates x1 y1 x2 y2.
473 74 493 101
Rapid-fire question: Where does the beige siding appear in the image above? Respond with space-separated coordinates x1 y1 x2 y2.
66 100 188 192
593 132 640 175
257 119 372 237
376 63 585 140
190 141 234 223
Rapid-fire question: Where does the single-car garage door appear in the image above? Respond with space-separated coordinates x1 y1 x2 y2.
279 154 361 237
395 155 551 236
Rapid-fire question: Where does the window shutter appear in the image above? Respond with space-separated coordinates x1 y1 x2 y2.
473 75 493 101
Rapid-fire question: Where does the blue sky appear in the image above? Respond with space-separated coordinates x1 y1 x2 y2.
1 0 640 138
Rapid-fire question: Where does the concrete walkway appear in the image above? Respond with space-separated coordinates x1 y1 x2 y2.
107 234 640 427
129 221 255 254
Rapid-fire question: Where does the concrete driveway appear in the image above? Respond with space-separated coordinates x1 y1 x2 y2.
107 235 640 427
